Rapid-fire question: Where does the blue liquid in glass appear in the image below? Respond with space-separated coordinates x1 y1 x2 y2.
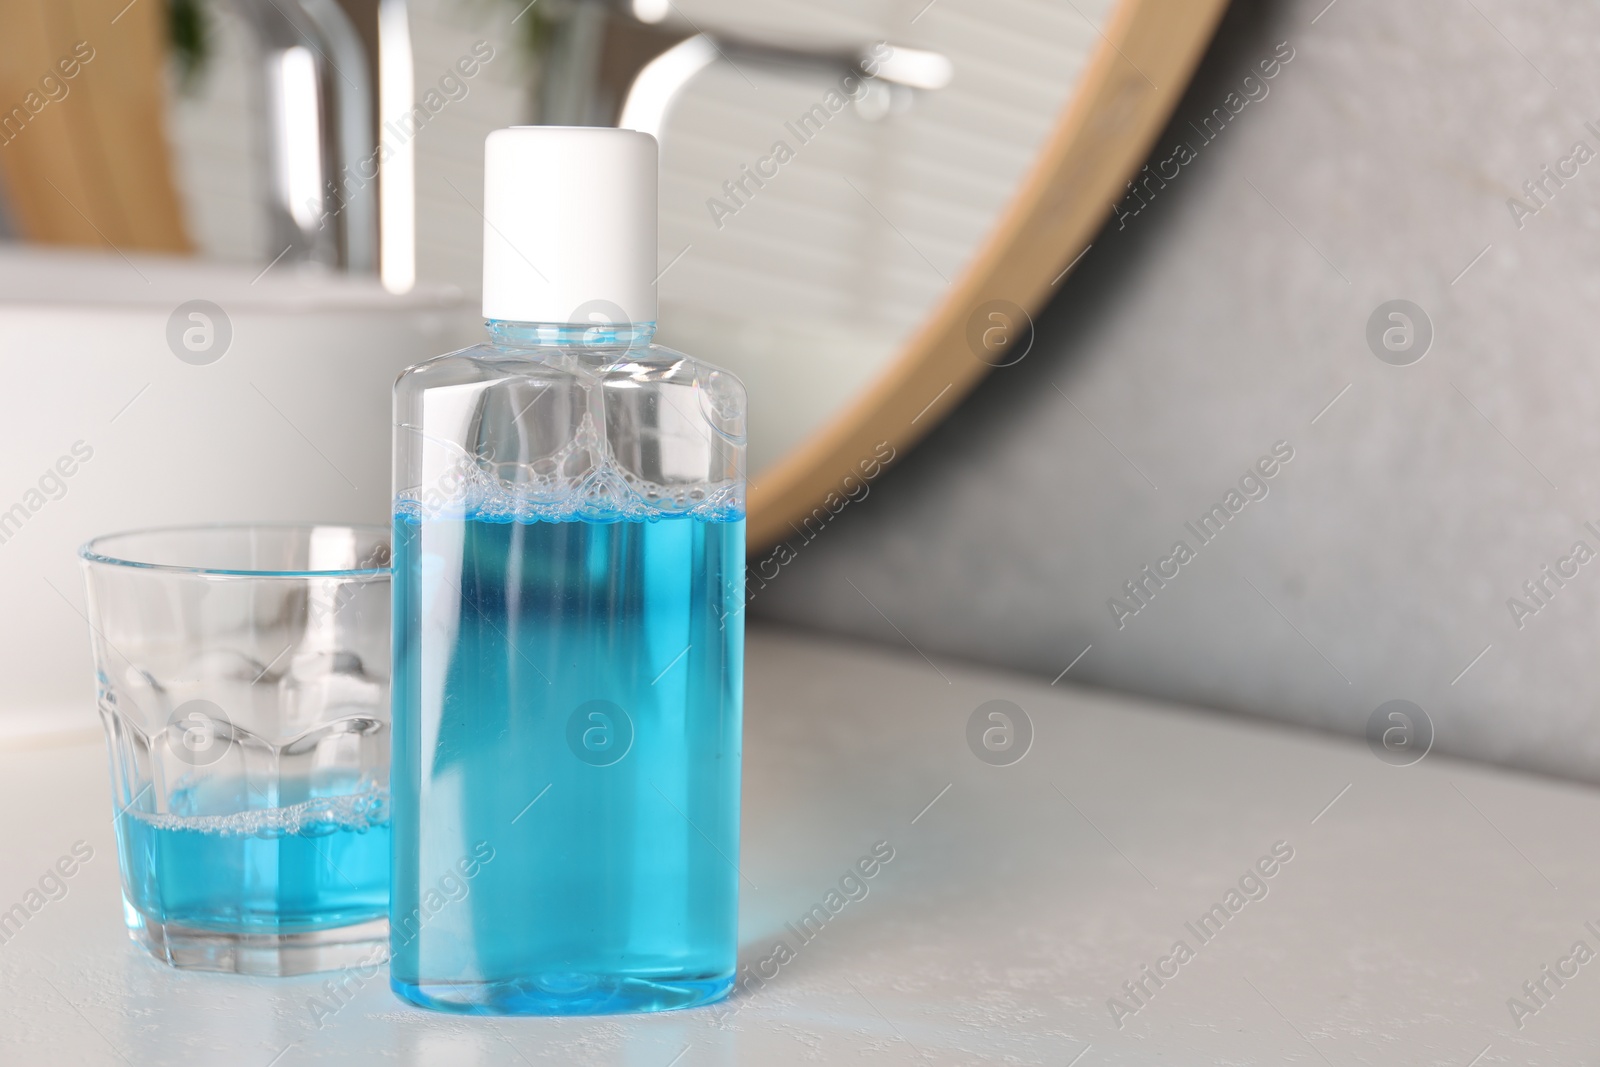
390 510 744 1015
117 776 390 933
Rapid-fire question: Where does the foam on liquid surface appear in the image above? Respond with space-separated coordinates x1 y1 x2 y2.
130 781 390 838
397 411 743 525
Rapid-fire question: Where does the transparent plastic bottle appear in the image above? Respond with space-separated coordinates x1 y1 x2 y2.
389 128 746 1015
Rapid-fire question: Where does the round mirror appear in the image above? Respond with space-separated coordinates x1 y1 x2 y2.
597 0 1229 547
634 3 1114 472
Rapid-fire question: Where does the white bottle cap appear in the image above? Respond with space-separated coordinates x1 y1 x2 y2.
481 126 658 325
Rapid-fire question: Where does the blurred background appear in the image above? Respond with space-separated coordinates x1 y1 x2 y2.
4 0 1598 788
755 0 1600 787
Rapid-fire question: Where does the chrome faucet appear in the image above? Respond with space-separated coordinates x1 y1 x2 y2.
228 0 944 281
232 0 386 273
528 0 951 134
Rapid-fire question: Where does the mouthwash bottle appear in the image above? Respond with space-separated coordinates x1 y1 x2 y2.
389 127 746 1015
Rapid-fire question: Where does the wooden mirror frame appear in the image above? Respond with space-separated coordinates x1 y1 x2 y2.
745 0 1229 551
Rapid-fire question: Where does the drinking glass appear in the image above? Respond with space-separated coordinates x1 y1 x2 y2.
79 524 391 975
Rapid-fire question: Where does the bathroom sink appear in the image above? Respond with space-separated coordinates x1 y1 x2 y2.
0 245 479 742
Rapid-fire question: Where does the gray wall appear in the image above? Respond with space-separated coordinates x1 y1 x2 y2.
752 0 1600 784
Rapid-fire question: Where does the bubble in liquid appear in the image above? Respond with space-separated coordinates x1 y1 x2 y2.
128 784 391 838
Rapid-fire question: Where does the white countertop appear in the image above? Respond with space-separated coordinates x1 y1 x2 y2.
1 627 1594 1064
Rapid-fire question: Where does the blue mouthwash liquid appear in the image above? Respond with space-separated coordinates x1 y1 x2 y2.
117 774 389 932
389 507 744 1015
